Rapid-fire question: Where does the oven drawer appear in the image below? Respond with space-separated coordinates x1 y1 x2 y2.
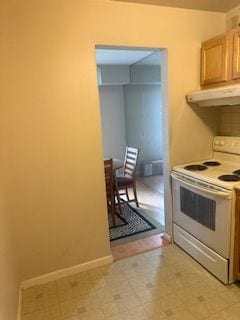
173 223 229 284
172 176 232 258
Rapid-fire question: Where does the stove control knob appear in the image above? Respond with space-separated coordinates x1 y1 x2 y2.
220 141 225 146
215 140 220 146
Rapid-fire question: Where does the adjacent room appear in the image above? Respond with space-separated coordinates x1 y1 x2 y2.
96 47 166 254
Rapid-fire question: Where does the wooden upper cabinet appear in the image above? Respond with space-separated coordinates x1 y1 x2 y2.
201 35 229 87
233 30 240 80
201 27 240 88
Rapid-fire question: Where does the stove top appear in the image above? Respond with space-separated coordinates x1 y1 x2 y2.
172 136 240 190
184 164 207 171
173 160 240 189
218 174 240 182
203 161 221 166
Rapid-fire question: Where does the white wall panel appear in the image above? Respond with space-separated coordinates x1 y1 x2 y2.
99 86 126 160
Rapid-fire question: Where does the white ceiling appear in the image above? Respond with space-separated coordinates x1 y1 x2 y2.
113 0 240 13
95 49 155 65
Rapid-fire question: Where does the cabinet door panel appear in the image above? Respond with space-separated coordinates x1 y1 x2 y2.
233 31 240 80
201 36 229 86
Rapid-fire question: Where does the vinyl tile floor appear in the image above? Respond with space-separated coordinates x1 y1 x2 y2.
21 244 240 320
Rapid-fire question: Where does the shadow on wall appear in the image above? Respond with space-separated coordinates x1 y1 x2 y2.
189 104 220 136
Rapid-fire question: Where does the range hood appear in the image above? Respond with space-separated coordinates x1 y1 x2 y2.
186 85 240 107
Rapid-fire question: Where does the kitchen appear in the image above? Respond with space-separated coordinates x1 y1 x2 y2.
171 24 240 285
97 7 240 285
2 1 240 319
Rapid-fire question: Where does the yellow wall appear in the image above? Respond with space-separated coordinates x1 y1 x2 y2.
1 0 226 318
0 196 19 320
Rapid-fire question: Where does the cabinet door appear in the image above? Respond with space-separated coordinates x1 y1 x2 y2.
201 36 229 87
233 30 240 80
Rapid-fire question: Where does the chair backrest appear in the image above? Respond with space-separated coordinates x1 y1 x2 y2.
104 159 114 200
123 146 139 178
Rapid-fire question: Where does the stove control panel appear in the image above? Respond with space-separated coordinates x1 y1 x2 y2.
213 136 240 154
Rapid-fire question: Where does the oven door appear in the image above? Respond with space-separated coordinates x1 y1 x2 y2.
172 172 232 258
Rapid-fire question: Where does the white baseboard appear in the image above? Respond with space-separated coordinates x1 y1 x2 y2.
20 255 113 290
17 286 22 320
163 232 172 242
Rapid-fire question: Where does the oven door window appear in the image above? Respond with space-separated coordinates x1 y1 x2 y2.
180 187 216 231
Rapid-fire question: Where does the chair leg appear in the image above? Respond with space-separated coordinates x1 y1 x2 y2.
110 203 116 226
115 189 122 216
114 175 123 215
109 190 116 226
125 189 130 201
133 183 139 207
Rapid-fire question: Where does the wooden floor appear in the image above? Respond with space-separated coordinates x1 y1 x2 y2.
128 181 165 226
111 233 170 260
137 174 164 195
111 181 166 260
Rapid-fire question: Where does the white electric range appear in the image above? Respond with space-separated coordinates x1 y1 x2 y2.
171 136 240 284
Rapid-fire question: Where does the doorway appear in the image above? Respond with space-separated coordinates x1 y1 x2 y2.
95 46 169 258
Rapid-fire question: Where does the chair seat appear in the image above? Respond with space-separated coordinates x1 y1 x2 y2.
116 175 133 187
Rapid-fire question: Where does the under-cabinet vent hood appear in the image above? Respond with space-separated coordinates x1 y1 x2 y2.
186 85 240 107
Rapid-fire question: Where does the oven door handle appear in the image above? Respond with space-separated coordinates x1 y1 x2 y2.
171 173 232 199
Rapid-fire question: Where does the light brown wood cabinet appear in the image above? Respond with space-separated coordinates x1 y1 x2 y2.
201 27 240 88
233 30 240 80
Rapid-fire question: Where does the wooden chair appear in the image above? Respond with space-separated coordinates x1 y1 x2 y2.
116 146 139 207
104 159 116 226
